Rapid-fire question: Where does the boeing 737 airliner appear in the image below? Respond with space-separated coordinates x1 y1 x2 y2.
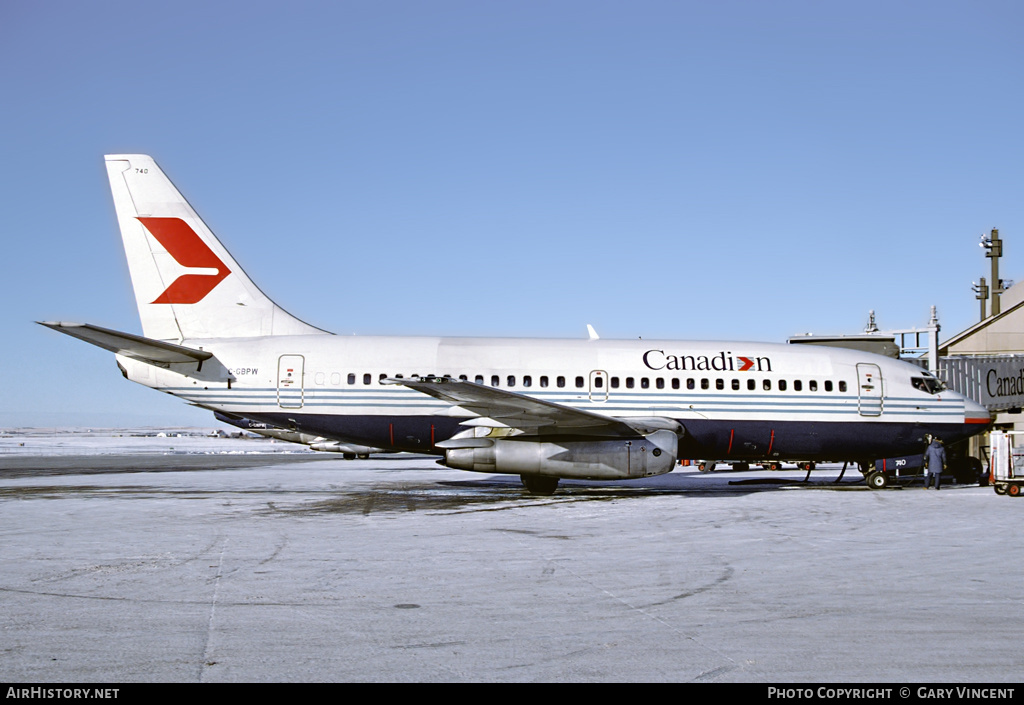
41 155 992 493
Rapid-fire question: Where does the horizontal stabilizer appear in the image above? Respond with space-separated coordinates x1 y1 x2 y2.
37 321 213 366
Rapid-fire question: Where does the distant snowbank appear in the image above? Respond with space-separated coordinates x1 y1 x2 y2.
0 428 314 456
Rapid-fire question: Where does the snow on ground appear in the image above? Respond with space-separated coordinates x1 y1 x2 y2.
0 428 313 456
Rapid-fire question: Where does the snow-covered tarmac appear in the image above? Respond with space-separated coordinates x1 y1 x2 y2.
0 427 314 457
0 431 1021 683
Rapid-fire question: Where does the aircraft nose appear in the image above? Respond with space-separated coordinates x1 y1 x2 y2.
964 396 993 425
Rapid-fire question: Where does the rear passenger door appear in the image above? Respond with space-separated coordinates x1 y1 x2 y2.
277 355 305 409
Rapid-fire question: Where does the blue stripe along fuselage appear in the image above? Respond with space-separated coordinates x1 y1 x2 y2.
156 376 985 460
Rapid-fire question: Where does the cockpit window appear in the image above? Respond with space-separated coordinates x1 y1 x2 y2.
911 376 945 394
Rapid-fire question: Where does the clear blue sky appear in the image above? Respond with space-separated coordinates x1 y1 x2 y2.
3 0 1022 427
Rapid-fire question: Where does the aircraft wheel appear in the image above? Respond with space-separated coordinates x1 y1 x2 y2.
342 453 356 460
1009 484 1022 497
995 484 1007 495
520 474 559 495
866 471 889 490
357 454 370 459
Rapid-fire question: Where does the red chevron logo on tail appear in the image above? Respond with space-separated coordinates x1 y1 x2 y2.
137 217 231 304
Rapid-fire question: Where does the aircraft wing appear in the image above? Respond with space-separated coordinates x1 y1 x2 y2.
37 321 213 366
384 376 644 438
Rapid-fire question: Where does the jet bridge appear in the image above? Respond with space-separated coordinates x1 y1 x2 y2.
938 355 1024 413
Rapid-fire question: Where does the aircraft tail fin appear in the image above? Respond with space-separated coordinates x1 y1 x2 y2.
104 154 328 341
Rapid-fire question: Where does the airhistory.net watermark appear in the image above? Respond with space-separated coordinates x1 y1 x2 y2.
6 689 118 700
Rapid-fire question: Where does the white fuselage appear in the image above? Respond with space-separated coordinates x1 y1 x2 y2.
115 334 990 462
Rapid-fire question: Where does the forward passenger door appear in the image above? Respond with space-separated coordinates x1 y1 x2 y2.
856 363 883 416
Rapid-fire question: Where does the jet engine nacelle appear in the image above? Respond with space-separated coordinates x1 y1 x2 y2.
308 441 380 456
444 429 679 480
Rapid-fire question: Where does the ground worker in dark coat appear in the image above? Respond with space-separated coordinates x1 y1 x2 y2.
923 437 946 490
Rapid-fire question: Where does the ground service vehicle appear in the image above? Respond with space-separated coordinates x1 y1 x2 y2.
990 430 1024 496
872 440 986 489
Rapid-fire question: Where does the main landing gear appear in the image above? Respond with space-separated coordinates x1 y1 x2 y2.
520 475 559 495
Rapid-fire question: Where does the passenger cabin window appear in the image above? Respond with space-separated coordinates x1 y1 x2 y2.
626 378 635 389
794 380 802 392
492 375 500 387
540 376 549 388
557 376 566 388
732 379 740 390
594 376 603 388
363 374 371 385
523 376 532 388
779 380 787 391
347 373 356 385
507 376 516 387
575 376 585 388
672 378 680 390
809 380 818 392
611 377 620 389
824 381 833 392
839 381 847 392
641 378 650 389
475 375 484 384
747 379 755 391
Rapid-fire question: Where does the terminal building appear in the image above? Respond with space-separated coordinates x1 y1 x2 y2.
938 278 1024 436
936 228 1024 457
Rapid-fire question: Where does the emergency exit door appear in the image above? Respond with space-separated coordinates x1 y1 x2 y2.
278 355 305 409
856 363 883 417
